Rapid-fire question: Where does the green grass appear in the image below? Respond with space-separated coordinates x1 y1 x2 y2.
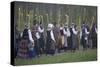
15 49 97 66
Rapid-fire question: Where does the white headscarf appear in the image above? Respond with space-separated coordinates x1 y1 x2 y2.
47 23 54 30
47 23 55 42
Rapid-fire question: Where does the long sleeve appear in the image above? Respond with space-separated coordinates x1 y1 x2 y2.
63 27 71 37
35 32 40 39
85 28 89 34
50 30 55 42
67 28 70 37
38 26 44 33
28 29 34 43
63 28 67 35
72 28 78 35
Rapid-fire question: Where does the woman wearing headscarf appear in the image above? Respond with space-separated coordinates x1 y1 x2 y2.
46 23 56 55
71 23 78 52
63 23 71 51
17 24 35 58
58 24 64 53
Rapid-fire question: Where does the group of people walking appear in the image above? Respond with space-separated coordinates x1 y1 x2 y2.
15 20 97 59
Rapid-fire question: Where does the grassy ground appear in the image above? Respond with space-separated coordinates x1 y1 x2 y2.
15 49 97 66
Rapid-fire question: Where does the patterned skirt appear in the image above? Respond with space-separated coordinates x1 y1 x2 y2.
17 39 29 58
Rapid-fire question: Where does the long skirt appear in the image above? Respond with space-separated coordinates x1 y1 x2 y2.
57 35 66 52
81 37 87 49
58 35 64 49
92 37 97 48
72 35 78 50
91 33 97 48
64 35 68 47
46 39 55 55
67 36 72 50
17 39 29 58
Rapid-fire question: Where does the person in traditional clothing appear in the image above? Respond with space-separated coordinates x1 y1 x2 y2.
53 22 60 52
46 23 56 55
17 24 29 58
70 23 78 52
27 24 35 58
64 24 71 50
63 23 71 51
68 25 73 50
57 23 69 52
32 20 41 57
80 23 90 50
58 24 65 53
91 23 97 48
17 24 35 58
38 22 45 54
85 24 90 48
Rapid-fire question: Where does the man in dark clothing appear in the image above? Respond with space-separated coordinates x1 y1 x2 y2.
91 23 97 48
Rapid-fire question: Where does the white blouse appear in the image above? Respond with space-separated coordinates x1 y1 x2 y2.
38 26 44 33
72 27 78 35
35 32 40 39
85 28 89 34
50 30 55 42
28 29 34 43
67 28 71 37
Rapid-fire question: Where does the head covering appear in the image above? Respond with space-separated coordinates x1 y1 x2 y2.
25 22 30 29
47 23 54 30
